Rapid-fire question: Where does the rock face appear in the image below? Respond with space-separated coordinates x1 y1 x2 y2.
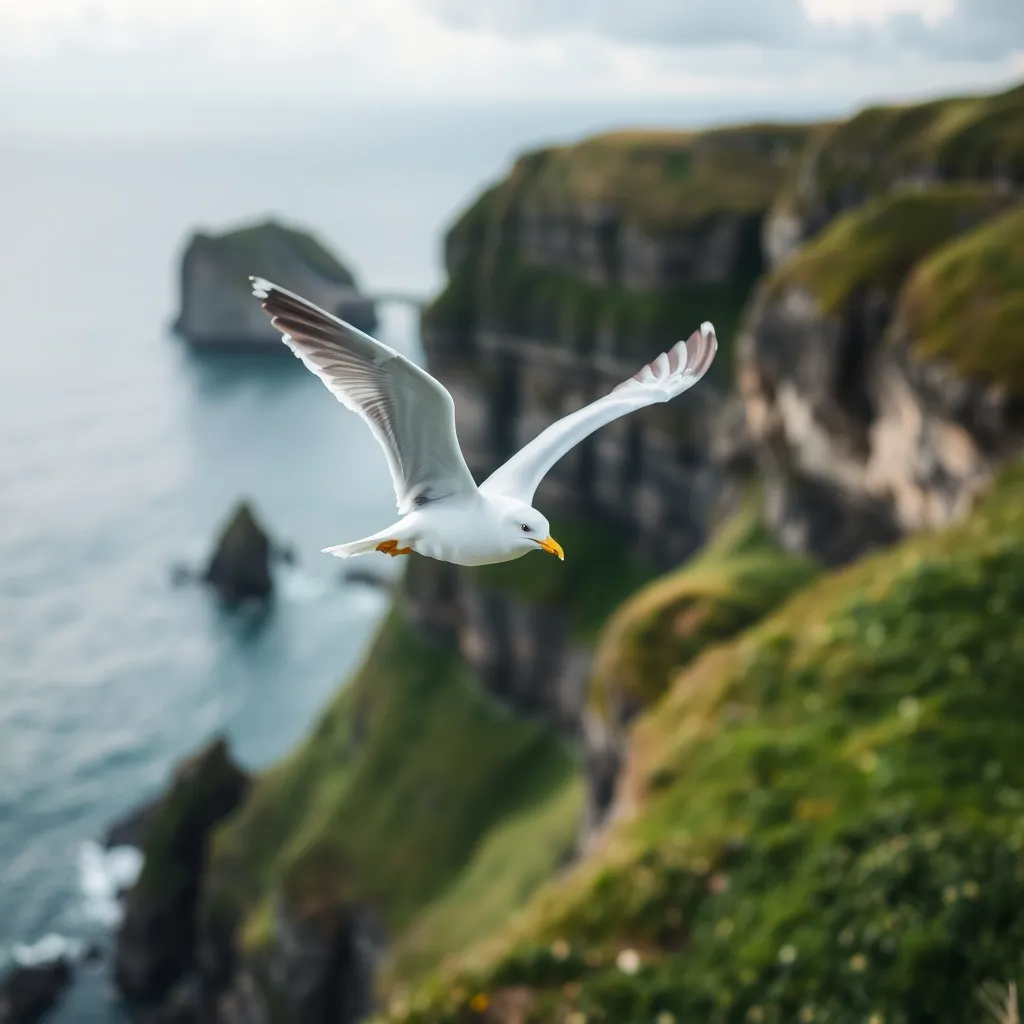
114 736 249 1006
175 219 377 349
410 124 812 830
204 502 274 606
740 187 1024 563
216 901 384 1024
0 961 73 1024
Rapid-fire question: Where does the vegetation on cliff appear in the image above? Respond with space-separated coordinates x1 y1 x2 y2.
386 461 1024 1024
424 124 816 369
513 127 812 234
780 82 1024 231
897 203 1024 395
204 518 650 991
767 184 1013 313
589 494 819 723
207 610 579 956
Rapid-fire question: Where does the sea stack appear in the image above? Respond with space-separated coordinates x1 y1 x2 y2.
203 501 275 606
174 219 377 350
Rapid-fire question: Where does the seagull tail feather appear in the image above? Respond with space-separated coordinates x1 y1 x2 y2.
322 522 411 559
321 537 386 559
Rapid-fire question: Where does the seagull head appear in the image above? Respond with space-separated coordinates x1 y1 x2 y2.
496 498 564 561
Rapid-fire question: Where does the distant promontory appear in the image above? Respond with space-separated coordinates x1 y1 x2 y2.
173 219 377 349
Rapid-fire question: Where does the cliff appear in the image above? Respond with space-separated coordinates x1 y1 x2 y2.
174 219 377 349
740 188 1023 562
117 83 1024 1024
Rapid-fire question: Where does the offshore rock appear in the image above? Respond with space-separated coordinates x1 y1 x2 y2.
113 737 250 1005
175 219 376 349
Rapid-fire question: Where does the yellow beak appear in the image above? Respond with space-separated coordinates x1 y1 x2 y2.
535 535 565 561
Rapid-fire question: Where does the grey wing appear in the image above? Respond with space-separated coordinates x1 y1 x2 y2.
251 277 478 513
481 323 717 505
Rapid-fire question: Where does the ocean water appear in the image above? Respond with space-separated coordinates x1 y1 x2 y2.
0 98 810 1020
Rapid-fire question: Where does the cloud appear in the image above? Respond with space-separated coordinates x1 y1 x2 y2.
422 0 813 48
887 0 1024 61
0 0 1020 139
422 0 1024 61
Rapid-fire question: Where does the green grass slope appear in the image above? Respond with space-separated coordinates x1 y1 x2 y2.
206 609 579 957
388 461 1024 1024
590 495 819 722
204 519 652 985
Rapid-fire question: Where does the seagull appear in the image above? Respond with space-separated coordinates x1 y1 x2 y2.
250 277 717 567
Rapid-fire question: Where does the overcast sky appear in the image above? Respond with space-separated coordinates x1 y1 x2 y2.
1 0 1021 136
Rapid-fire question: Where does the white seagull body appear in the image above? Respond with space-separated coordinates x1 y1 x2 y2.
250 277 717 567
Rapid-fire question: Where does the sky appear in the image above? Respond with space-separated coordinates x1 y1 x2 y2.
0 0 1021 136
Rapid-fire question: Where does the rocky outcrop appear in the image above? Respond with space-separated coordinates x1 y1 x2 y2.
740 190 1024 562
0 961 73 1024
204 502 275 606
174 219 376 349
214 900 384 1024
114 737 249 1006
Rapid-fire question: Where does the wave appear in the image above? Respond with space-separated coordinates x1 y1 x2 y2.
12 933 86 967
77 840 143 928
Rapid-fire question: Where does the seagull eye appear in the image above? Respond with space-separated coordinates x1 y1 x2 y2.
520 524 531 533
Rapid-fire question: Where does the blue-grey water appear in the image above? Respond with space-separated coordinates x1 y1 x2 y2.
0 98 829 1020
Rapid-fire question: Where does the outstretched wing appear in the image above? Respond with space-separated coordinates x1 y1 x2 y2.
251 278 478 513
480 323 717 504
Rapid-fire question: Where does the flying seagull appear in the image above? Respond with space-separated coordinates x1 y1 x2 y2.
250 277 717 566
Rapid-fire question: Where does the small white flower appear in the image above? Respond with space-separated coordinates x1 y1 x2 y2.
616 948 641 975
778 944 798 965
551 938 570 961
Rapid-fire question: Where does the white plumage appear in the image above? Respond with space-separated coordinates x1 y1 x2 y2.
250 277 717 567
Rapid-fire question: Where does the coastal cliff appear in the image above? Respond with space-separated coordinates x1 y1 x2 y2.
174 219 377 349
118 82 1024 1024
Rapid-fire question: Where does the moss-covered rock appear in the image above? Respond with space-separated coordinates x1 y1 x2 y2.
386 459 1024 1024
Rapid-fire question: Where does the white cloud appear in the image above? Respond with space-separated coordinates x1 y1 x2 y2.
803 0 955 28
0 0 1020 135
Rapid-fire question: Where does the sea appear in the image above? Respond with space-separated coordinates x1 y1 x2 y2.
0 97 827 1020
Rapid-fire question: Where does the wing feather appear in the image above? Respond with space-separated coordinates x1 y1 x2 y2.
251 277 477 512
481 323 718 504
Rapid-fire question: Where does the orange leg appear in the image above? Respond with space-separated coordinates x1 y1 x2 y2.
376 539 414 557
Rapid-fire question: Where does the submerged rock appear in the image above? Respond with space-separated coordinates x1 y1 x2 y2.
174 219 377 350
113 736 249 1006
0 960 73 1024
203 502 273 606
